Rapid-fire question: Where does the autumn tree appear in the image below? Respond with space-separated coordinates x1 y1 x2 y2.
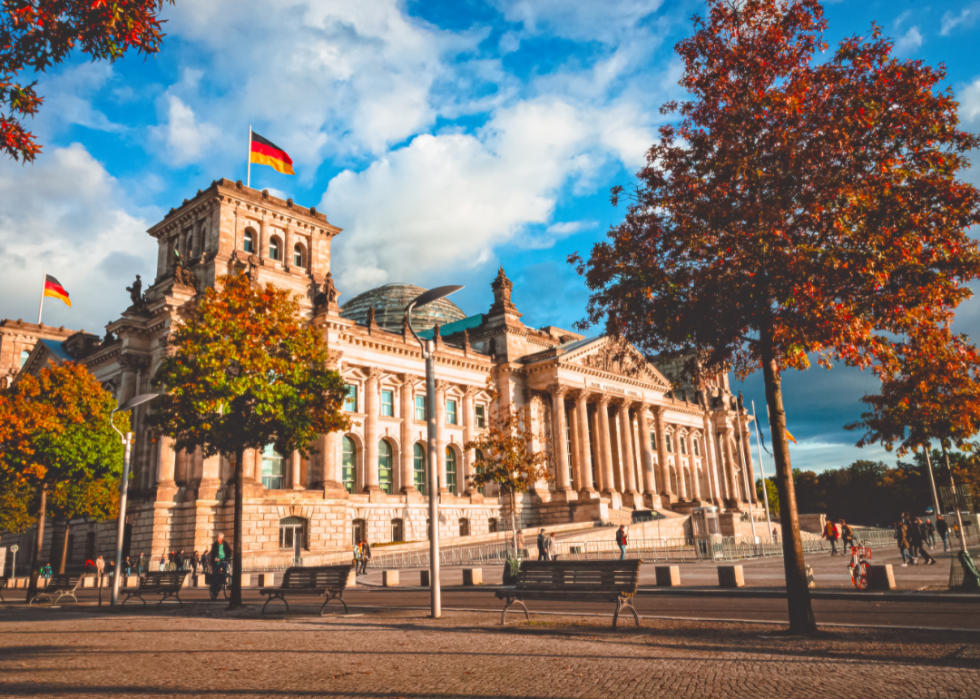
0 362 126 601
466 394 551 559
148 272 349 609
570 0 980 633
1 0 173 161
48 475 121 574
847 323 980 548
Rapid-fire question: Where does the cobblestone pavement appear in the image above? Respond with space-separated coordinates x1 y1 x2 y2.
1 605 979 698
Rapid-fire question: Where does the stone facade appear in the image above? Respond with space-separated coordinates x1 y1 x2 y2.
1 178 760 568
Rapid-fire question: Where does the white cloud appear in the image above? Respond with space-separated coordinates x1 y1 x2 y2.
151 95 221 166
30 63 124 140
960 77 980 127
942 4 980 35
893 26 923 55
0 144 156 333
492 0 665 43
324 97 651 294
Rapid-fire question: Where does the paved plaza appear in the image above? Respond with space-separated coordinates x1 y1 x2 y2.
1 603 979 698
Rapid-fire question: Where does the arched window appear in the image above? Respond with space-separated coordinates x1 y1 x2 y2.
342 437 356 494
269 237 281 261
413 443 426 495
293 243 304 267
261 445 284 490
391 518 404 543
279 516 306 550
459 518 470 536
378 439 393 494
474 449 485 496
243 229 255 253
19 349 30 367
445 447 457 495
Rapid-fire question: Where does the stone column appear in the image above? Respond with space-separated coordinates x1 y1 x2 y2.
435 380 449 493
653 407 672 501
198 453 221 500
687 433 701 501
596 396 616 497
462 386 478 495
702 414 721 505
738 416 757 503
548 385 572 499
573 391 596 496
721 428 738 504
636 405 657 501
363 368 382 492
291 451 303 490
258 219 267 261
155 435 177 493
400 375 417 494
616 401 639 505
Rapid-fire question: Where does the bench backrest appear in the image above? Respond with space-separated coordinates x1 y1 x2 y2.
46 574 83 592
515 560 641 595
280 565 352 591
0 577 7 589
141 572 186 589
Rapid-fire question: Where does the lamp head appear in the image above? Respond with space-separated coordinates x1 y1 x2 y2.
115 393 159 413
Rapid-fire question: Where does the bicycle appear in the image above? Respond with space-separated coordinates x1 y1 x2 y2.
848 540 872 590
208 562 231 600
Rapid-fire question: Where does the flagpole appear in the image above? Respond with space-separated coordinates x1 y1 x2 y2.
752 400 774 543
37 269 45 325
247 125 252 188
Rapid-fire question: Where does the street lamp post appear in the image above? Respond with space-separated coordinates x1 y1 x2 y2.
109 393 159 607
405 285 463 620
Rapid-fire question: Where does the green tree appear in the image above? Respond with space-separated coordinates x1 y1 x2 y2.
0 479 35 534
148 272 349 608
757 477 780 517
0 362 126 601
570 0 980 634
48 476 121 574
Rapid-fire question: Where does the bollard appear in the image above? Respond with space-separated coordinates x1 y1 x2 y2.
655 566 681 587
257 573 275 588
462 568 483 586
868 564 896 591
717 565 745 588
420 570 430 587
382 570 399 587
345 567 357 589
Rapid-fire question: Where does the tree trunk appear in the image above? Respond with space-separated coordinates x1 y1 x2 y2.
760 336 816 635
228 448 245 609
57 520 70 574
941 444 969 553
26 487 46 603
510 487 519 555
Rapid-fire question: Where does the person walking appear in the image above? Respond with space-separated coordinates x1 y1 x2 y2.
359 540 371 575
95 554 105 587
352 540 363 573
937 515 949 552
895 520 912 566
516 530 526 555
911 517 936 565
839 519 854 553
546 532 558 561
137 552 146 576
191 551 200 574
159 554 166 571
537 529 547 561
175 550 185 571
209 534 232 596
824 519 839 556
123 556 133 576
616 525 628 560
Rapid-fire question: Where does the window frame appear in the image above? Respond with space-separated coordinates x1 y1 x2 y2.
665 433 673 453
19 348 30 367
293 243 304 267
342 436 356 494
414 394 426 421
381 389 394 417
413 443 426 495
261 444 285 490
446 399 458 425
475 404 486 428
378 439 393 494
344 384 358 412
269 236 282 261
279 516 306 550
243 230 255 254
445 446 457 495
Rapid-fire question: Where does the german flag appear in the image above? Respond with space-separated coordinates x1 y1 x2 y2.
250 132 294 175
43 274 71 308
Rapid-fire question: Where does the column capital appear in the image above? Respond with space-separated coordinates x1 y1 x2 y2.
633 400 651 412
463 385 481 398
652 403 667 417
366 366 384 381
434 379 451 395
568 388 590 402
595 393 612 407
326 349 343 370
547 384 569 398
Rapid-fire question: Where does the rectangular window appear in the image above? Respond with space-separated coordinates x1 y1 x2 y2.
446 399 458 425
680 437 687 455
344 384 358 412
665 433 673 453
693 439 700 457
415 395 426 421
381 389 394 417
650 432 657 451
475 404 486 428
261 445 285 490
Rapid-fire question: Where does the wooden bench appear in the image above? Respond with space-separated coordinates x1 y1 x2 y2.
259 565 352 616
495 560 642 628
122 572 186 606
30 574 83 605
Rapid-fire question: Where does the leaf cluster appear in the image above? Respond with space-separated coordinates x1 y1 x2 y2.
147 273 349 462
1 0 173 161
571 0 980 383
465 388 551 495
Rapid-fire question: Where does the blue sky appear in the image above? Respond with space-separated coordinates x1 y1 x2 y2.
2 0 980 473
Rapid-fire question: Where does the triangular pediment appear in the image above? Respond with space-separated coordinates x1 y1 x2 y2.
561 337 672 390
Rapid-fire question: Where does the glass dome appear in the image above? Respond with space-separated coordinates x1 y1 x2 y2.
340 283 468 334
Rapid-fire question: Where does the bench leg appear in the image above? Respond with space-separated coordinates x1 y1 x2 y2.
614 597 639 629
262 594 288 616
320 593 348 616
499 598 529 625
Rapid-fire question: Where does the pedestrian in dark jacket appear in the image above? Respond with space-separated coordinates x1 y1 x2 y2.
616 525 628 560
911 518 936 565
537 529 547 561
191 551 200 574
175 550 185 571
937 515 949 551
137 552 146 575
895 521 911 566
839 520 854 552
925 519 937 548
